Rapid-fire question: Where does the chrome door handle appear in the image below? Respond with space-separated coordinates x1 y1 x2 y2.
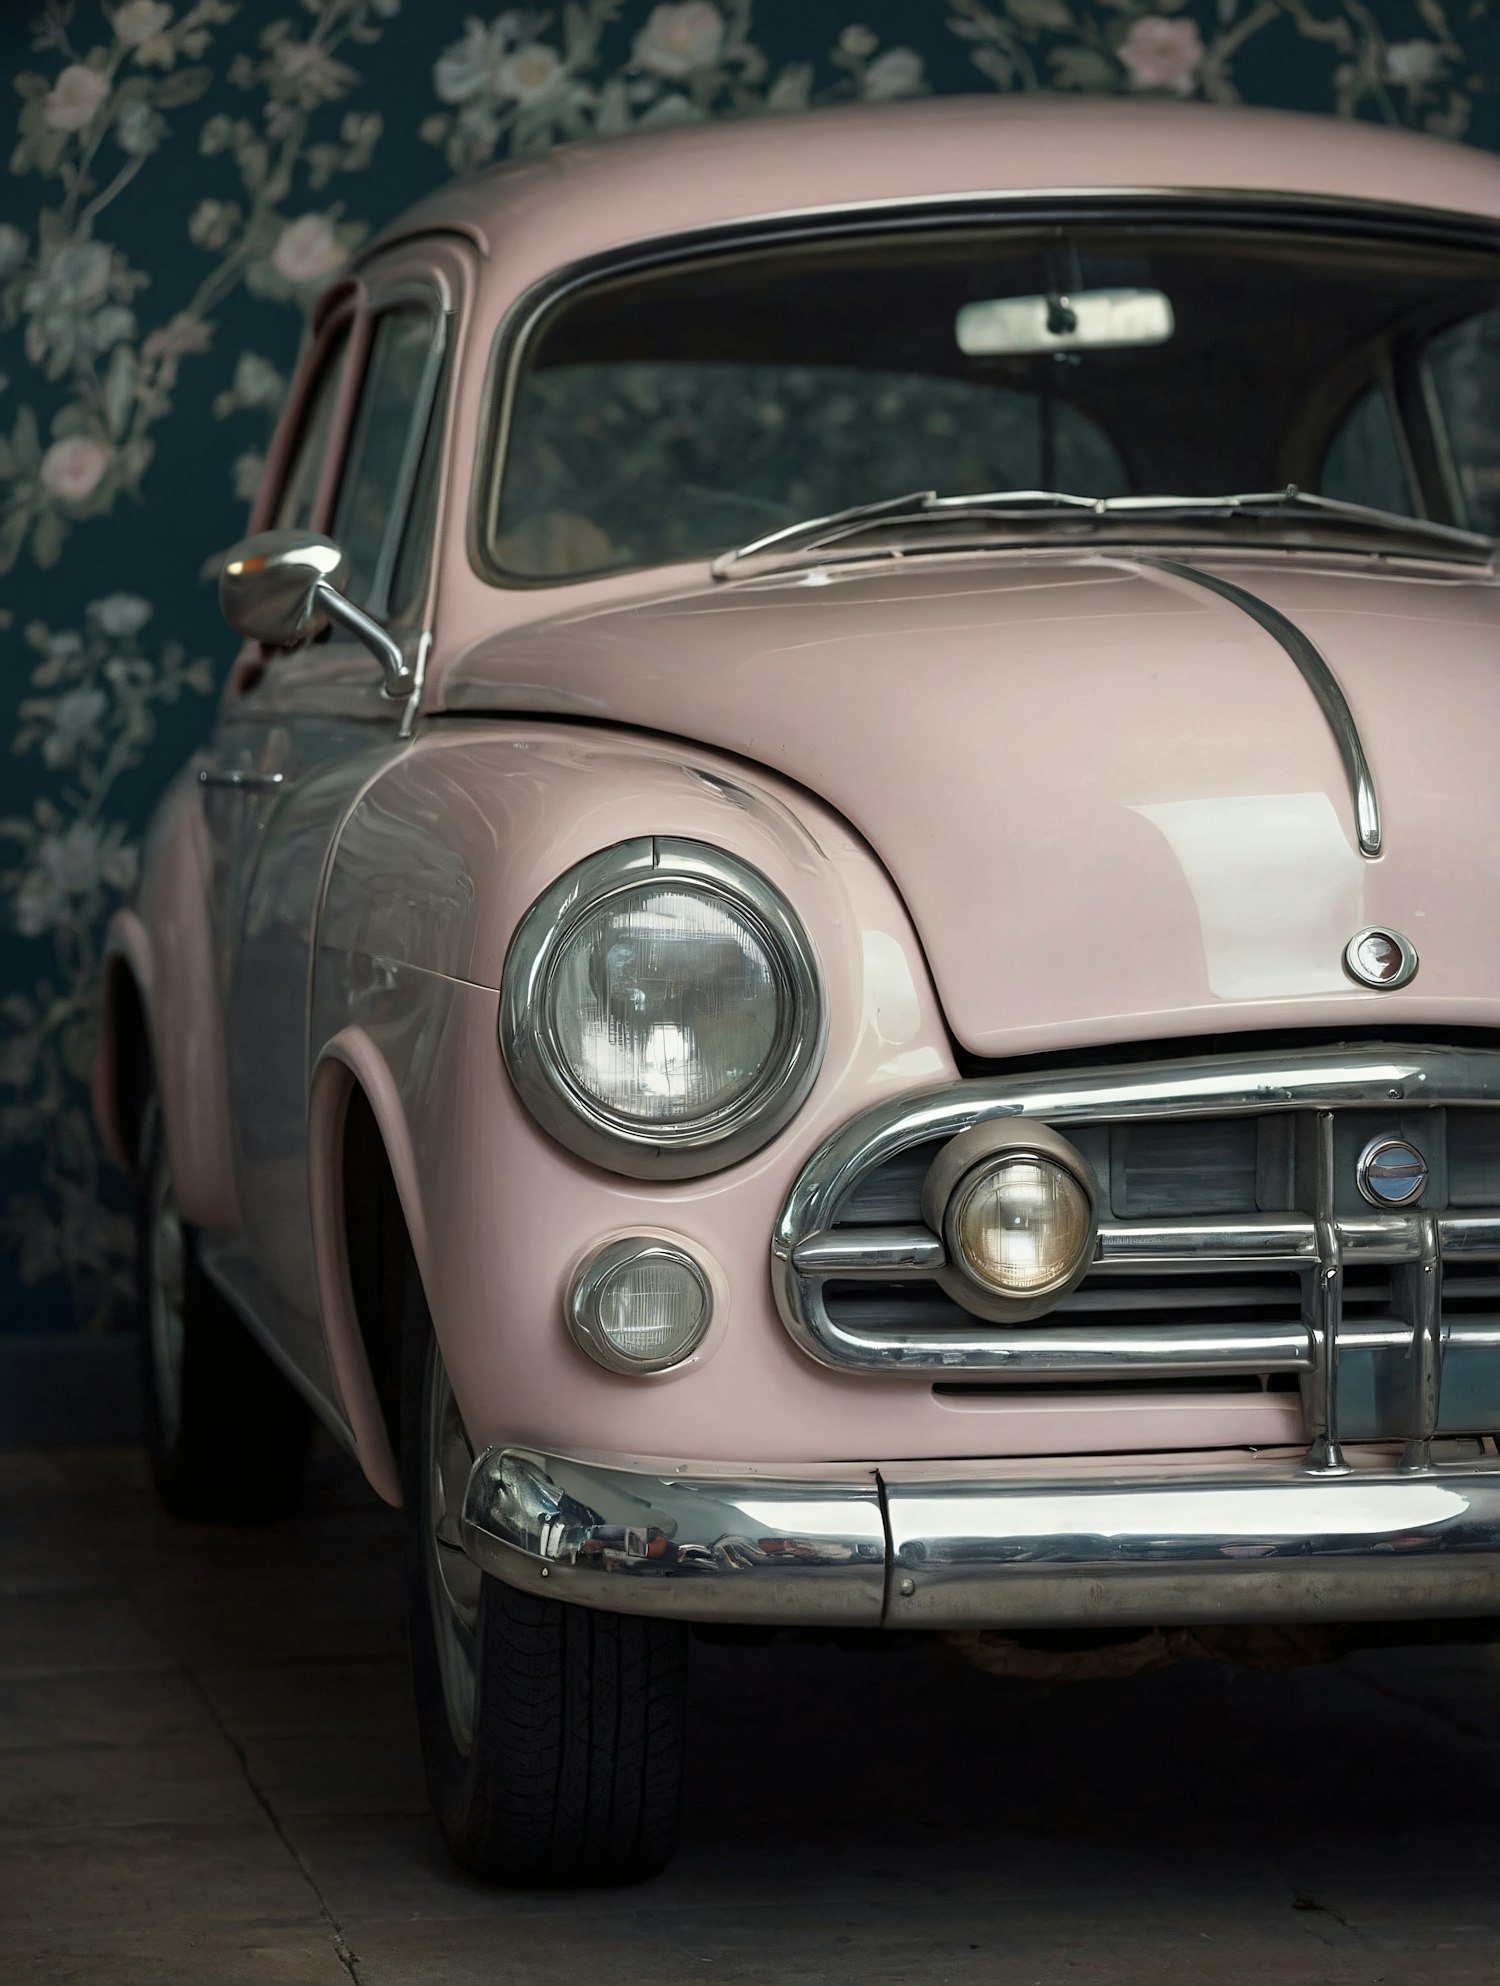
198 766 285 790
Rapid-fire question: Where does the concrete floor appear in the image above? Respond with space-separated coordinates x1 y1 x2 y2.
3 1448 1499 1986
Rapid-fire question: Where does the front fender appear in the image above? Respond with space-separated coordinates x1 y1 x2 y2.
307 721 959 1467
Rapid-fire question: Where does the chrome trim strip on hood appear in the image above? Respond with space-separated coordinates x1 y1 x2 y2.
1145 557 1382 859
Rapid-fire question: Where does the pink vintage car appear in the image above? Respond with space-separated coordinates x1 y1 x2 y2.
95 94 1500 1884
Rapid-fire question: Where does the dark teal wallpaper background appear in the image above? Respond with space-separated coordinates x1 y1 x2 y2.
2 0 1498 1334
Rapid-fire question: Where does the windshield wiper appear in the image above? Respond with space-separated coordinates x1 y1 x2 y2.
712 484 1494 578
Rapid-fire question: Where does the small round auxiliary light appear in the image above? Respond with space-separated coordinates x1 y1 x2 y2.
922 1121 1099 1321
952 1155 1094 1297
568 1237 712 1375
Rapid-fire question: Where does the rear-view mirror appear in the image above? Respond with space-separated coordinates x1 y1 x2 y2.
956 287 1175 357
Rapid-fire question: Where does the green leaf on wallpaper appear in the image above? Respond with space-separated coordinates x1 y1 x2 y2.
30 505 63 568
153 65 214 111
0 506 29 573
1007 0 1076 32
102 347 136 439
10 404 40 471
1049 43 1116 87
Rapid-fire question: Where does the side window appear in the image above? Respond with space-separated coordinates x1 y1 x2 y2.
1320 381 1411 517
388 363 446 623
1426 306 1500 534
273 324 350 530
331 305 444 616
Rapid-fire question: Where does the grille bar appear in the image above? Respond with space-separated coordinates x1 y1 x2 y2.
793 1212 1500 1279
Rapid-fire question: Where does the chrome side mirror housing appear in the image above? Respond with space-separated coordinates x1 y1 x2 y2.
219 530 413 697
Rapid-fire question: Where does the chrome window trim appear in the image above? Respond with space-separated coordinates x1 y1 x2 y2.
467 191 1500 591
500 837 826 1181
332 281 449 627
567 1236 713 1375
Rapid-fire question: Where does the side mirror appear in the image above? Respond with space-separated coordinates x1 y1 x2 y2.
219 530 413 697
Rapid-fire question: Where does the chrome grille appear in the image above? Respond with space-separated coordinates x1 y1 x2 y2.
772 1044 1500 1464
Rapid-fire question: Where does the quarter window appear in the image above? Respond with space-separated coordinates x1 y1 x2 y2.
273 323 350 531
331 305 444 615
1425 305 1500 534
1321 382 1411 518
388 359 447 623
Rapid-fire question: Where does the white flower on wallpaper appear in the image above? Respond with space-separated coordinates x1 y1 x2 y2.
420 2 926 169
632 3 727 77
1117 17 1204 94
0 0 1484 1325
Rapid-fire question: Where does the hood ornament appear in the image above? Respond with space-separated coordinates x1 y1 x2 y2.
1343 927 1418 990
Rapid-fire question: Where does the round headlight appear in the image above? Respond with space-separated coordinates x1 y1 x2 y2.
951 1155 1094 1296
550 885 783 1128
502 840 824 1178
569 1237 712 1374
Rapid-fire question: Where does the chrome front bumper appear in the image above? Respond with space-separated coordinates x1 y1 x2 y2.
462 1446 1500 1631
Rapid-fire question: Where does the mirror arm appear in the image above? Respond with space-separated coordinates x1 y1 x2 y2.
310 578 413 698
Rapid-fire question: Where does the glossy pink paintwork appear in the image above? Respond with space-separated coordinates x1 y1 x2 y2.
96 99 1500 1503
444 552 1500 1058
311 725 1306 1473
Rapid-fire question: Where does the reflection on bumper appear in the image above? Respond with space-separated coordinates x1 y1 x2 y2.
461 1446 1500 1629
461 1449 888 1624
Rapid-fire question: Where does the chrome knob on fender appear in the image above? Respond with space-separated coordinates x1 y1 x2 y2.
922 1121 1099 1322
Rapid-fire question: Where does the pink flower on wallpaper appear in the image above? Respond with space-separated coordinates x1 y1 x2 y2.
113 1 173 48
271 213 347 285
39 436 112 501
633 3 727 78
42 64 109 132
1118 16 1204 93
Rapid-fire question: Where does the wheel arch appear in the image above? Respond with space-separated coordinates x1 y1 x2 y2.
94 913 154 1173
308 1029 432 1508
92 783 240 1234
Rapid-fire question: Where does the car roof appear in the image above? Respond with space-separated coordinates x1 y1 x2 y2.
361 96 1500 277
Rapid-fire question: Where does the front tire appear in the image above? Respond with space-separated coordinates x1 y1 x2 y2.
402 1268 688 1886
136 1097 312 1521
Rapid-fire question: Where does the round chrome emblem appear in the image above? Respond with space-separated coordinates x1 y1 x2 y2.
1343 927 1418 991
1356 1136 1428 1208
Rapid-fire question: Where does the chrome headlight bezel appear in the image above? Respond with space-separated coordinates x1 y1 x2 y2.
500 837 826 1180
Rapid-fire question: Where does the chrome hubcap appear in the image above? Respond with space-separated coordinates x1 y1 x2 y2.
425 1345 481 1754
148 1164 186 1450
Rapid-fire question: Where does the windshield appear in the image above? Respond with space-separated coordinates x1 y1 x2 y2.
488 214 1500 582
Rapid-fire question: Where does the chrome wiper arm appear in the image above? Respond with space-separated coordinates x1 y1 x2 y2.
1109 484 1493 555
714 488 1103 576
713 482 1494 578
719 490 936 570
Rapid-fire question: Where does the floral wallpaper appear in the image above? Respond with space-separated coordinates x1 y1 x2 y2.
1 0 1498 1335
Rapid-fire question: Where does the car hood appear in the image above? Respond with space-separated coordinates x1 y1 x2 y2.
445 553 1500 1058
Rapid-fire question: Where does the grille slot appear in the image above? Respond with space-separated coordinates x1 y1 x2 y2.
1108 1117 1258 1217
1447 1111 1500 1206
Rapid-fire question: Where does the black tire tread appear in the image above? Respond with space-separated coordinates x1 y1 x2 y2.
136 1104 312 1523
402 1262 686 1886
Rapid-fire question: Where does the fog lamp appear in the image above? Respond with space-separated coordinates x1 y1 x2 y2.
951 1156 1093 1296
568 1237 712 1375
923 1121 1099 1320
